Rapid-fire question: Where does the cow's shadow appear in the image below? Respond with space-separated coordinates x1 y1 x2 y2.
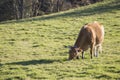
6 59 65 66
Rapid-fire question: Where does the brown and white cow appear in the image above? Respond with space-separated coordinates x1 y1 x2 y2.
69 21 104 60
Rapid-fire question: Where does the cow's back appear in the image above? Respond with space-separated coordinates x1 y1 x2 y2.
83 21 104 45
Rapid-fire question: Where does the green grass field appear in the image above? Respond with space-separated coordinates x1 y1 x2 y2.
0 0 120 80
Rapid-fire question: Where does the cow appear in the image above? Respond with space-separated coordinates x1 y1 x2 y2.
69 21 104 60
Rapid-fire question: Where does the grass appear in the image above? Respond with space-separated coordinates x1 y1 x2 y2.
0 0 120 80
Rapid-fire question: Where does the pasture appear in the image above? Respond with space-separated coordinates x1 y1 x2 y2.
0 0 120 80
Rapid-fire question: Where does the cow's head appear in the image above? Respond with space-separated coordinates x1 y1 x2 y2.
68 46 81 60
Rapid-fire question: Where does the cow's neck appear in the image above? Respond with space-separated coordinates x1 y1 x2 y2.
74 35 84 49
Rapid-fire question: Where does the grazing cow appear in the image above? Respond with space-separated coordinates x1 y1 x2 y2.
69 21 104 60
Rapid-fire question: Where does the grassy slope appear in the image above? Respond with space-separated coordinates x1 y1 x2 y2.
0 0 120 80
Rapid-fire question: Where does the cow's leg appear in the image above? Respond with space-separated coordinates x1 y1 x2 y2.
95 46 99 57
99 44 102 54
94 46 97 57
96 44 102 57
90 43 95 59
82 51 84 59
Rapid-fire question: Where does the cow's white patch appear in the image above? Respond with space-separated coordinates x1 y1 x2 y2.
101 25 104 38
